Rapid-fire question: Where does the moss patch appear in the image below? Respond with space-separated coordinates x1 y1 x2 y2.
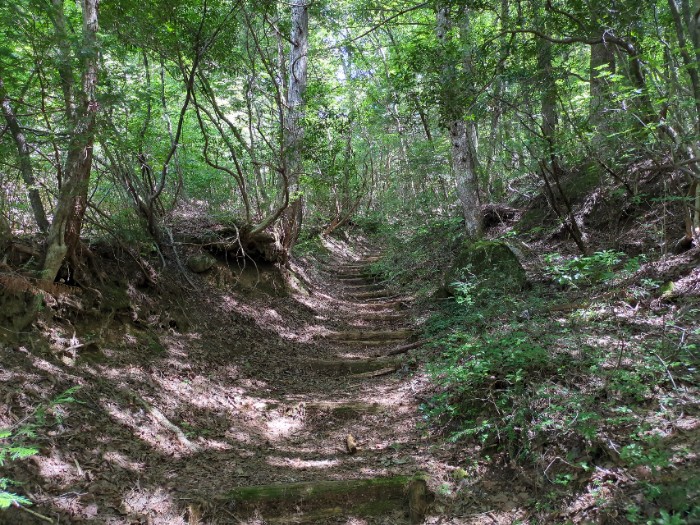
443 240 527 296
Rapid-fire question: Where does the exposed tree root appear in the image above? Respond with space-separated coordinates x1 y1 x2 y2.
130 392 200 452
375 337 436 357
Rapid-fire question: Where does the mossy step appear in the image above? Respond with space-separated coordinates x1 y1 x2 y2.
347 290 391 300
305 356 400 374
223 475 431 524
320 329 413 341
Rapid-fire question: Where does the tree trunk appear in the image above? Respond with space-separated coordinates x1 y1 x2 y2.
436 4 482 239
534 0 590 255
0 78 50 233
668 0 700 236
589 42 615 132
279 0 309 261
42 0 100 282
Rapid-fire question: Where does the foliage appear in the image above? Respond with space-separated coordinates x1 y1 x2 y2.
0 387 81 510
365 212 700 522
543 250 643 287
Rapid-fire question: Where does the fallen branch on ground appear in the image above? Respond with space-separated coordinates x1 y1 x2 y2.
376 337 437 357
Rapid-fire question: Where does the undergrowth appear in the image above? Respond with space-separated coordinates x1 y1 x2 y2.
366 219 699 523
361 215 464 294
1 387 81 511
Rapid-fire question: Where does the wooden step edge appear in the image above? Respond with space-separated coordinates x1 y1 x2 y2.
305 356 400 374
302 400 384 416
319 329 414 341
220 474 432 524
346 290 391 300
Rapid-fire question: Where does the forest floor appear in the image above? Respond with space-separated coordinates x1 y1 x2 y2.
1 225 699 524
1 235 454 524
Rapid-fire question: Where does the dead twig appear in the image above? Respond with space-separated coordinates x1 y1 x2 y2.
132 393 200 452
376 337 437 357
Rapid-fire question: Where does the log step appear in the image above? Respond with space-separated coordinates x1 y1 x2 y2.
305 357 399 375
344 283 385 291
223 475 432 523
347 290 391 300
355 313 405 322
303 401 383 417
337 276 371 283
320 329 413 342
355 301 405 311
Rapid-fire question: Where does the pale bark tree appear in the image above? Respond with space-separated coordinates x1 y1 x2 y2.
279 0 309 260
436 3 482 239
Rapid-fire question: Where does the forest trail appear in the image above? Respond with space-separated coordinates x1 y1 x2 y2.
221 249 433 523
1 241 439 525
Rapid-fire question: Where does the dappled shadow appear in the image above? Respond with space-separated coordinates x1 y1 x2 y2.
0 236 432 524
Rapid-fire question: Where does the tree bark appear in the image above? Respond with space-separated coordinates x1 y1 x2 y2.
436 4 482 239
42 0 100 282
0 77 50 233
279 0 309 261
589 42 615 132
533 0 590 255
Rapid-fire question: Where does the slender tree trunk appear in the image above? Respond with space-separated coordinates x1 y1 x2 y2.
589 42 615 133
669 0 700 237
42 0 100 282
280 0 309 260
533 0 590 254
436 4 482 239
0 77 50 233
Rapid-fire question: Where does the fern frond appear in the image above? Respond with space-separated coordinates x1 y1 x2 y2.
0 490 32 509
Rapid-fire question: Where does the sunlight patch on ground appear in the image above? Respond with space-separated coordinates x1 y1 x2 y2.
122 487 186 524
35 451 82 485
26 352 67 377
102 400 183 456
150 374 241 414
103 450 146 472
226 427 256 445
99 364 146 382
265 414 303 439
197 438 233 450
52 494 99 519
267 455 340 470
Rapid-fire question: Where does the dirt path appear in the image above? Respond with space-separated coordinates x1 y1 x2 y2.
1 241 437 525
218 249 432 523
